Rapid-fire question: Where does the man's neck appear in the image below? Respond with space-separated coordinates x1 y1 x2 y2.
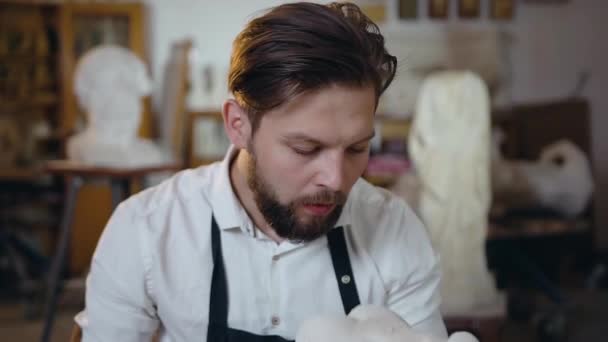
229 149 285 244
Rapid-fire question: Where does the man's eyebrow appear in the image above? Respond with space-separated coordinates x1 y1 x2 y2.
353 132 376 145
281 133 325 145
281 132 375 145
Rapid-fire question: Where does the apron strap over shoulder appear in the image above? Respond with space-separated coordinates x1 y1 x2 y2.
327 226 361 314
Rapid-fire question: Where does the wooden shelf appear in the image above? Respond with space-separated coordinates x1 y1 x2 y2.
0 166 44 181
488 218 590 240
191 157 222 168
0 95 58 110
190 110 222 119
0 1 162 275
376 113 411 124
0 54 55 61
363 174 399 188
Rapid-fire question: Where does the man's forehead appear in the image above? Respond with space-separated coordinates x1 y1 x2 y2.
266 85 375 116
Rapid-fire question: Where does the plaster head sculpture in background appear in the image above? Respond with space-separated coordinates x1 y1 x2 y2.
67 45 166 167
491 131 594 218
296 305 478 342
408 70 503 315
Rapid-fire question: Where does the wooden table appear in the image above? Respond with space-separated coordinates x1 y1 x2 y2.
444 298 507 342
443 218 591 342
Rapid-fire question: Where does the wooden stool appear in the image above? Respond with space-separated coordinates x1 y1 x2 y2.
444 298 507 342
40 161 181 342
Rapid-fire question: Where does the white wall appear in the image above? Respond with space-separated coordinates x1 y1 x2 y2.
144 0 608 248
144 0 297 108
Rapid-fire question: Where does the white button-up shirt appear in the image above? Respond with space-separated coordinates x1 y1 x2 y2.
77 147 447 341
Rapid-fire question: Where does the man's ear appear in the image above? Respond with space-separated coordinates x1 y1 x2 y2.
222 99 252 149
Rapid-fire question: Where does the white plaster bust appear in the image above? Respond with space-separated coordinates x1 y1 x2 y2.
296 305 478 342
491 134 594 218
67 45 166 167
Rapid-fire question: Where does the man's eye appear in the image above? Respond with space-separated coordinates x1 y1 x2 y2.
292 146 319 155
348 145 369 154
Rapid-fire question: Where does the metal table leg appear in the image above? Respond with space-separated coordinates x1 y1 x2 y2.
41 176 83 342
110 178 131 210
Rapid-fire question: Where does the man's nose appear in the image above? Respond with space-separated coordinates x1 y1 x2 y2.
316 151 346 191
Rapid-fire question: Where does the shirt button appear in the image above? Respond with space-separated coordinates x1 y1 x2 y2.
271 316 280 326
341 275 351 284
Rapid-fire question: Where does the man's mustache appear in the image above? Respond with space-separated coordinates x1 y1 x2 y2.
296 191 347 206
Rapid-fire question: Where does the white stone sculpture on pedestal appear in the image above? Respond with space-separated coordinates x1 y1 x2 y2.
296 305 478 342
491 132 594 218
408 71 503 316
67 45 166 167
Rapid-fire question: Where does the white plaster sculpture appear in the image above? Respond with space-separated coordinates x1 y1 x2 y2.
408 71 502 316
491 131 594 218
67 45 166 167
390 171 422 213
296 305 478 342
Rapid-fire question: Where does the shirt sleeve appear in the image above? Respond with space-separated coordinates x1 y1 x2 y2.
411 310 448 339
77 202 159 342
382 199 447 339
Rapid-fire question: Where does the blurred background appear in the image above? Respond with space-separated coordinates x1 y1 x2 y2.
0 0 606 341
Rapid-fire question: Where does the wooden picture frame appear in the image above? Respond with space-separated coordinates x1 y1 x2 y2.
428 0 449 19
491 0 515 20
157 39 192 165
398 0 417 20
459 0 480 19
187 111 229 167
355 0 387 24
58 3 151 139
524 0 568 3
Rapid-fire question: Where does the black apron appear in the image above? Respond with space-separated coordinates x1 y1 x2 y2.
206 215 361 342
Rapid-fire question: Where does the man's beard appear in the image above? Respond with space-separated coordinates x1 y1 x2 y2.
246 152 346 243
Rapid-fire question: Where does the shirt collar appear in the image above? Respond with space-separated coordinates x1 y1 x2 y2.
209 145 252 232
333 193 353 229
209 145 353 233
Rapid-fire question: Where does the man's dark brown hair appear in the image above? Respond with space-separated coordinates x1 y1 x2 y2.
228 1 397 131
